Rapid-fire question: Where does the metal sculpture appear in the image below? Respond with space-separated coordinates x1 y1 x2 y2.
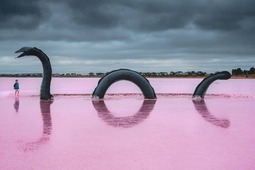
92 69 156 99
193 71 231 98
15 47 53 100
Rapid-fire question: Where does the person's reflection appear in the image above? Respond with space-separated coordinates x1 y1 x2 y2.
22 100 53 152
14 97 19 113
192 99 230 128
92 99 156 128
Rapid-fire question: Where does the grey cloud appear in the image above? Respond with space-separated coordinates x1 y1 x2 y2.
61 0 196 31
0 0 255 74
59 0 255 33
194 0 255 31
0 0 49 30
1 0 254 40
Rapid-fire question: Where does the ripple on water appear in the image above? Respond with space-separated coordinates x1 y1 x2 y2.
27 93 255 100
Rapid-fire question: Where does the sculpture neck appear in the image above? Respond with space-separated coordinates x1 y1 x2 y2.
33 48 52 100
33 49 52 77
193 72 230 98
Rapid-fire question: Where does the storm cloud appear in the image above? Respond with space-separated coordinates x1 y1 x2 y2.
0 0 254 73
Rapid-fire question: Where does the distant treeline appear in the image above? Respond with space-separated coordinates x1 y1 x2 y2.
0 71 208 78
232 67 255 76
1 68 255 78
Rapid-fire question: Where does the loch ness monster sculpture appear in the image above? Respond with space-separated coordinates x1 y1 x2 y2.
15 47 53 100
92 69 156 99
193 71 231 98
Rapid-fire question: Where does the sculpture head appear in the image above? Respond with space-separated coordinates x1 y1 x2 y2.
15 47 37 58
217 71 232 80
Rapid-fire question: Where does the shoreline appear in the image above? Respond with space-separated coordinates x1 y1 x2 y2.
0 75 254 79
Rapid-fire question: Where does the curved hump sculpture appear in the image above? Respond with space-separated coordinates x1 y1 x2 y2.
92 69 156 99
193 71 231 98
15 47 53 100
92 99 156 128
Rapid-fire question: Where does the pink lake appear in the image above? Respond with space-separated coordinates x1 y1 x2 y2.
0 78 255 170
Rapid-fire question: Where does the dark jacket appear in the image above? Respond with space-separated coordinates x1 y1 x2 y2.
14 83 19 89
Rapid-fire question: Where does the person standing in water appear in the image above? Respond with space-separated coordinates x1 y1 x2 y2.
14 79 19 96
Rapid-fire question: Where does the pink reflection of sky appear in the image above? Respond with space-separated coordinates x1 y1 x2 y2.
0 78 255 170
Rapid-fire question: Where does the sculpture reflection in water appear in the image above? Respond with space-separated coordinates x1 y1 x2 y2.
14 97 19 113
192 99 230 128
92 100 156 128
21 100 53 152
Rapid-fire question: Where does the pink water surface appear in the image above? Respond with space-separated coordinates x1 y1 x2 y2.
0 78 255 170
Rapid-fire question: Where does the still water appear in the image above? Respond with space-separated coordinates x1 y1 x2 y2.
0 78 255 170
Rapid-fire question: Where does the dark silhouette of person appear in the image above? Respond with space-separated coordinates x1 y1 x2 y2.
14 97 19 113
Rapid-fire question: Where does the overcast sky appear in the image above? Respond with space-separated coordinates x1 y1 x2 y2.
0 0 254 74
